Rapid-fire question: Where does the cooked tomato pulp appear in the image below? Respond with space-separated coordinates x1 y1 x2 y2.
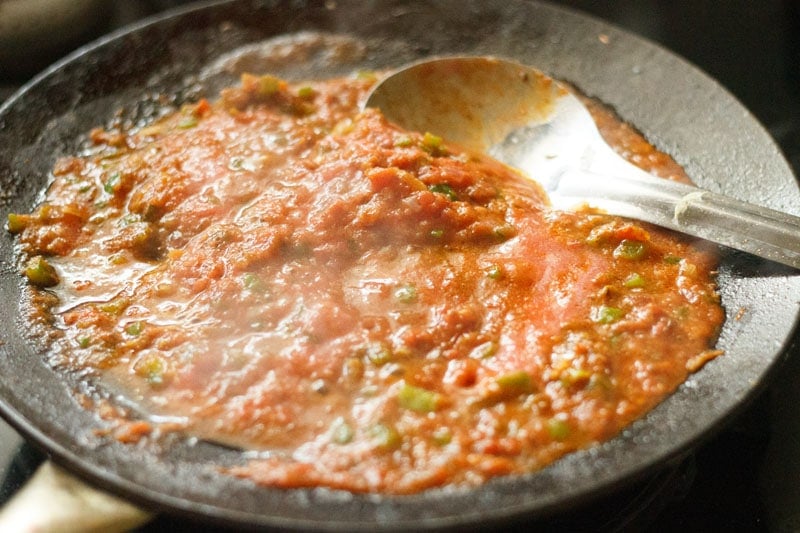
12 73 723 494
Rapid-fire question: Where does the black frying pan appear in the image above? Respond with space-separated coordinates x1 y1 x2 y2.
0 0 797 530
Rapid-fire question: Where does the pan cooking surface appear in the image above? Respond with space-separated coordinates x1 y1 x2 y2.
0 0 797 529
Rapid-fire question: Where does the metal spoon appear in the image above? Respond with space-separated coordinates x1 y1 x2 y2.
365 56 800 269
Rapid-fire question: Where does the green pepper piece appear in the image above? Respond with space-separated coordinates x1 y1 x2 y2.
394 135 414 148
428 183 457 201
297 86 315 99
125 321 143 336
24 256 59 287
394 284 417 303
368 423 401 450
432 427 452 446
256 75 281 96
178 116 198 129
136 355 167 387
472 370 534 408
492 224 515 241
623 272 646 288
103 172 121 194
228 156 245 171
242 272 265 292
398 383 442 413
496 370 533 393
99 297 130 315
355 70 377 82
560 367 593 388
7 213 31 234
593 305 624 324
422 132 444 153
365 342 393 365
469 341 498 360
547 417 571 441
486 264 503 279
614 239 647 260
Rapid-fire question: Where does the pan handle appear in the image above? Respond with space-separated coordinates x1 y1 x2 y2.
0 460 152 532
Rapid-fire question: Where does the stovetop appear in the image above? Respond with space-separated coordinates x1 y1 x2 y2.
1 1 798 531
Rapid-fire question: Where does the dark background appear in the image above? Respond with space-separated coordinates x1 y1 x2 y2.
1 1 799 531
556 0 800 173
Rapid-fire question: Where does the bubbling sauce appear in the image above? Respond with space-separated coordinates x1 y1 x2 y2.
11 67 723 494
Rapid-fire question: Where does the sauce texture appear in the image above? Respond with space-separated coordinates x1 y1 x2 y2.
10 72 723 494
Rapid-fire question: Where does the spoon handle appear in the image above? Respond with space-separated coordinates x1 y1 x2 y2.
553 169 800 269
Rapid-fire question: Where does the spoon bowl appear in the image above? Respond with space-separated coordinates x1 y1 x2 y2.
365 56 800 269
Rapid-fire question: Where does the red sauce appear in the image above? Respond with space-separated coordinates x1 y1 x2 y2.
11 72 723 494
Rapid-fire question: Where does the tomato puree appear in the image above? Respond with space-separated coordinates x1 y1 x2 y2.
10 72 723 494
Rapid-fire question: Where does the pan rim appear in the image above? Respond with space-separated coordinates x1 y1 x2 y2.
0 0 797 529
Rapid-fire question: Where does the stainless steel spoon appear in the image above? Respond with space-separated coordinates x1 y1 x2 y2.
365 56 800 269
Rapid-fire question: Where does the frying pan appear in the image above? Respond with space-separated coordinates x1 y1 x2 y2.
0 0 797 529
